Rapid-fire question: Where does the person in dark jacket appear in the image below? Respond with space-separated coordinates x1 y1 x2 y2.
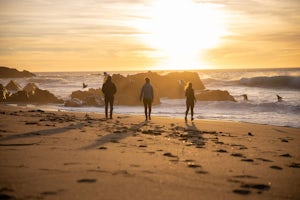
140 77 154 121
184 82 196 121
102 75 117 119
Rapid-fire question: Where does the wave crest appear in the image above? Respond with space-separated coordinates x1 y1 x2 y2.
240 76 300 89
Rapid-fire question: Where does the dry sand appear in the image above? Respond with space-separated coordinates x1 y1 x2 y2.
0 104 299 200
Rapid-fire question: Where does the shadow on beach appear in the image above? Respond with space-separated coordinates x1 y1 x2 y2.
0 124 84 145
81 121 147 150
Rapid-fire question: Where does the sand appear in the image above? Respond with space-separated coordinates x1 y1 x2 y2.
0 104 299 200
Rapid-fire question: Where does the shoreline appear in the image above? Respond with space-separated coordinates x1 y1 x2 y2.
3 102 300 129
0 104 299 199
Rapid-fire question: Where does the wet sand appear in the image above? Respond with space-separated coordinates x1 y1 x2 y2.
0 104 299 200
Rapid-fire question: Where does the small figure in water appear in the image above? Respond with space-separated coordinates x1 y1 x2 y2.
140 77 154 121
242 94 248 101
102 76 117 119
184 82 196 121
82 82 88 89
277 94 283 102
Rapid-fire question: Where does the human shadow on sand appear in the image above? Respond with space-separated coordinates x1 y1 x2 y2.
81 121 147 150
0 124 84 144
184 121 206 148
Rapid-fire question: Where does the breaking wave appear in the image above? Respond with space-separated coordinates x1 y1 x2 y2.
239 76 300 89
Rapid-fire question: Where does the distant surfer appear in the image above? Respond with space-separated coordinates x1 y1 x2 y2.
82 82 88 89
242 94 248 101
277 94 283 102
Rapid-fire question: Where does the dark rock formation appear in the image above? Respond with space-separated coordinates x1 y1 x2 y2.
111 71 205 105
2 80 63 104
65 88 104 107
29 88 64 104
23 83 38 95
5 80 22 91
0 66 36 78
196 90 236 101
5 88 64 104
0 83 9 101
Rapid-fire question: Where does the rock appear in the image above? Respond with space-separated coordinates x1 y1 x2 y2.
6 90 29 102
28 88 64 104
0 84 9 101
23 83 38 95
5 80 22 91
0 66 35 78
111 71 205 105
196 90 236 101
67 88 104 107
64 98 83 107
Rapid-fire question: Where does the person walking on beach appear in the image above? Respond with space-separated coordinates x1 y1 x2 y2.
102 75 117 119
140 77 154 121
184 82 196 121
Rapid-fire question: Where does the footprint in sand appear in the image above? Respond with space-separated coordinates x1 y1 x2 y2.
77 179 97 183
139 145 147 148
215 149 227 153
241 158 254 162
231 153 245 158
270 165 283 170
288 163 300 168
98 146 107 150
280 153 292 158
163 152 177 158
187 163 201 168
256 158 273 162
233 189 251 195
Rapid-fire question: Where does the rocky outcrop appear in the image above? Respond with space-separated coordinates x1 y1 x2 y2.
196 90 236 101
0 84 8 101
111 71 205 105
5 88 64 104
65 88 104 107
29 88 64 104
5 80 22 91
1 80 63 104
23 83 38 95
0 66 35 78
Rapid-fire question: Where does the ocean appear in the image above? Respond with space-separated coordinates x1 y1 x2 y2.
1 68 299 128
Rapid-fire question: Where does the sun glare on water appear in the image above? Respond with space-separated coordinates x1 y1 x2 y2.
131 0 228 70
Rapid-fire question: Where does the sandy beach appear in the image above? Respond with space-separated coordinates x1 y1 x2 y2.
0 104 299 200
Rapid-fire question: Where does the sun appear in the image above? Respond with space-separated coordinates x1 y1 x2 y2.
130 0 228 70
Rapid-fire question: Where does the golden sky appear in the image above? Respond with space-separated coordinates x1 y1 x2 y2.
0 0 299 72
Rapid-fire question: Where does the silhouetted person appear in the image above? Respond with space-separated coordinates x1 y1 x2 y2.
185 82 196 121
242 94 248 101
82 82 88 89
277 94 283 102
140 77 154 121
102 76 117 119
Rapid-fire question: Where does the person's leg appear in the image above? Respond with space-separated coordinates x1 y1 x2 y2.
185 102 190 121
148 100 152 120
143 99 148 120
109 97 114 119
104 97 109 118
191 103 194 121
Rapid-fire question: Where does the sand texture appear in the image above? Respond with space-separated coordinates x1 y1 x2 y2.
0 104 299 200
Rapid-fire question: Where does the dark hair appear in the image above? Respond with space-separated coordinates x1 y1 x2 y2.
106 76 112 82
145 77 150 83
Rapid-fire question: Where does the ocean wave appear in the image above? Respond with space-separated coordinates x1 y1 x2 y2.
239 76 300 89
27 77 69 84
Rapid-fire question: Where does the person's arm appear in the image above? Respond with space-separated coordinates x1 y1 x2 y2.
113 83 117 95
151 86 154 102
140 86 144 101
101 83 105 94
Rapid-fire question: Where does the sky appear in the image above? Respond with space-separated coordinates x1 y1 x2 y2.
0 0 299 72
